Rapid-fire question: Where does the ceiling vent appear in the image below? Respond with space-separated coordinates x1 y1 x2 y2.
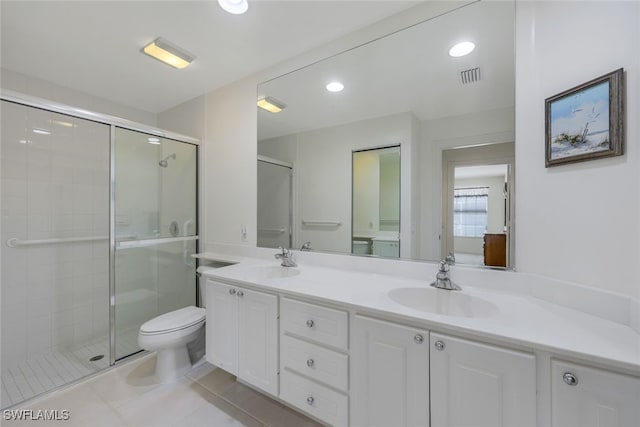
460 67 481 85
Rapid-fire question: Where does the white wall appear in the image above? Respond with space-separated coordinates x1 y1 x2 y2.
1 69 157 127
203 78 258 246
515 1 640 299
157 95 206 140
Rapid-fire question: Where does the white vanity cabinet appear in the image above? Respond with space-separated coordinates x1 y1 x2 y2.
205 279 278 396
371 238 399 258
551 360 640 427
430 332 536 427
279 297 350 426
351 315 429 427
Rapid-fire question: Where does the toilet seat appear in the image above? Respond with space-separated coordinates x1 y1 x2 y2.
139 306 205 336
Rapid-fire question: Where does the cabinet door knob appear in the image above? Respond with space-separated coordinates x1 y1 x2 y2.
306 396 315 406
306 319 314 328
237 290 244 297
306 358 315 368
228 289 236 295
563 372 578 386
434 340 445 351
414 334 424 344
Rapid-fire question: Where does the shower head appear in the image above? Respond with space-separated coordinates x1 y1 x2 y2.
159 153 176 168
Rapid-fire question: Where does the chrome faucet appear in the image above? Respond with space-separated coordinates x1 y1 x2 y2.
300 241 312 251
275 247 297 267
430 260 461 291
445 251 456 264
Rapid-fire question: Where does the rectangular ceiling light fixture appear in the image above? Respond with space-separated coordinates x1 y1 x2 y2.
257 97 286 113
143 37 195 69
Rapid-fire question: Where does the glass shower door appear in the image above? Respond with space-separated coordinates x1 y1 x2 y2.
1 100 110 407
113 127 197 360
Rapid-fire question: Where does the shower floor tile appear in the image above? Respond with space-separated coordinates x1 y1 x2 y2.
1 328 140 409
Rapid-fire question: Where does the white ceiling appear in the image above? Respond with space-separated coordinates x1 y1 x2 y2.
1 0 419 114
257 0 515 140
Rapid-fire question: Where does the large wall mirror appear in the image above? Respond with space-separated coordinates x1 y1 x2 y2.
257 0 515 268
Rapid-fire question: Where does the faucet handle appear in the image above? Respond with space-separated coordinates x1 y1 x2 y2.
438 260 450 272
277 246 289 256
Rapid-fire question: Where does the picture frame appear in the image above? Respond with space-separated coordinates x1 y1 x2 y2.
545 68 624 167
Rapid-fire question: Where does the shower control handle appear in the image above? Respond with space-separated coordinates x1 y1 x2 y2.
229 289 236 296
237 290 244 297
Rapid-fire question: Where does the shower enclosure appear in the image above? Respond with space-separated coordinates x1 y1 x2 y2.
0 95 198 408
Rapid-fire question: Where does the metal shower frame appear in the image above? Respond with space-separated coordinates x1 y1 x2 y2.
1 89 201 368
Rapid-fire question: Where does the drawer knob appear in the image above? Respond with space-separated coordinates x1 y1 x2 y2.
563 372 578 386
434 340 445 351
306 396 314 406
414 334 424 344
237 290 244 297
306 319 315 328
228 289 236 295
306 358 315 368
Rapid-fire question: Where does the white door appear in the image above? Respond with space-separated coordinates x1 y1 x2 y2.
237 288 279 396
430 333 536 427
351 315 429 427
552 360 640 427
205 280 238 375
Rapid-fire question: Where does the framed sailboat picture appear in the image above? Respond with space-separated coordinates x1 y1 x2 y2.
545 68 624 167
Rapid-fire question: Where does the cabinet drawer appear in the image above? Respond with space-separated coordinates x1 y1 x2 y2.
281 334 348 391
281 298 348 350
280 369 349 427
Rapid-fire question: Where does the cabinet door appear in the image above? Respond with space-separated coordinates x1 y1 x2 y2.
205 280 238 375
430 333 536 427
552 360 640 427
238 288 278 396
351 315 429 427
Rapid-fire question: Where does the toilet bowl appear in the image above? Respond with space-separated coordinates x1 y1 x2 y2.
138 306 206 383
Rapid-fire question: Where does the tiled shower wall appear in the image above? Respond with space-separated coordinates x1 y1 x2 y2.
1 101 110 368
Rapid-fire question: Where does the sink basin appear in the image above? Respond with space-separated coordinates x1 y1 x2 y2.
246 265 301 279
387 287 498 318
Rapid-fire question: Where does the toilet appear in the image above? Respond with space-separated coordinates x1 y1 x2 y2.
138 305 206 383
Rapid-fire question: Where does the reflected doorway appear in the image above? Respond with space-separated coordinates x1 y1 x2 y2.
352 145 401 258
442 143 514 268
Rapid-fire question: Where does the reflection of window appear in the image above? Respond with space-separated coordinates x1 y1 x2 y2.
454 187 488 237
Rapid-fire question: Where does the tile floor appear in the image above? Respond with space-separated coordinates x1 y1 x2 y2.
2 354 323 427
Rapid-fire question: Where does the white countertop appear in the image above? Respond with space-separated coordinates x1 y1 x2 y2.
197 253 640 374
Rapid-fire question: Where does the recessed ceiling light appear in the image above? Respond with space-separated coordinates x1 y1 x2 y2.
147 137 161 145
257 97 286 113
449 41 475 57
32 128 51 135
326 82 344 93
142 37 195 69
218 0 248 14
19 139 32 144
